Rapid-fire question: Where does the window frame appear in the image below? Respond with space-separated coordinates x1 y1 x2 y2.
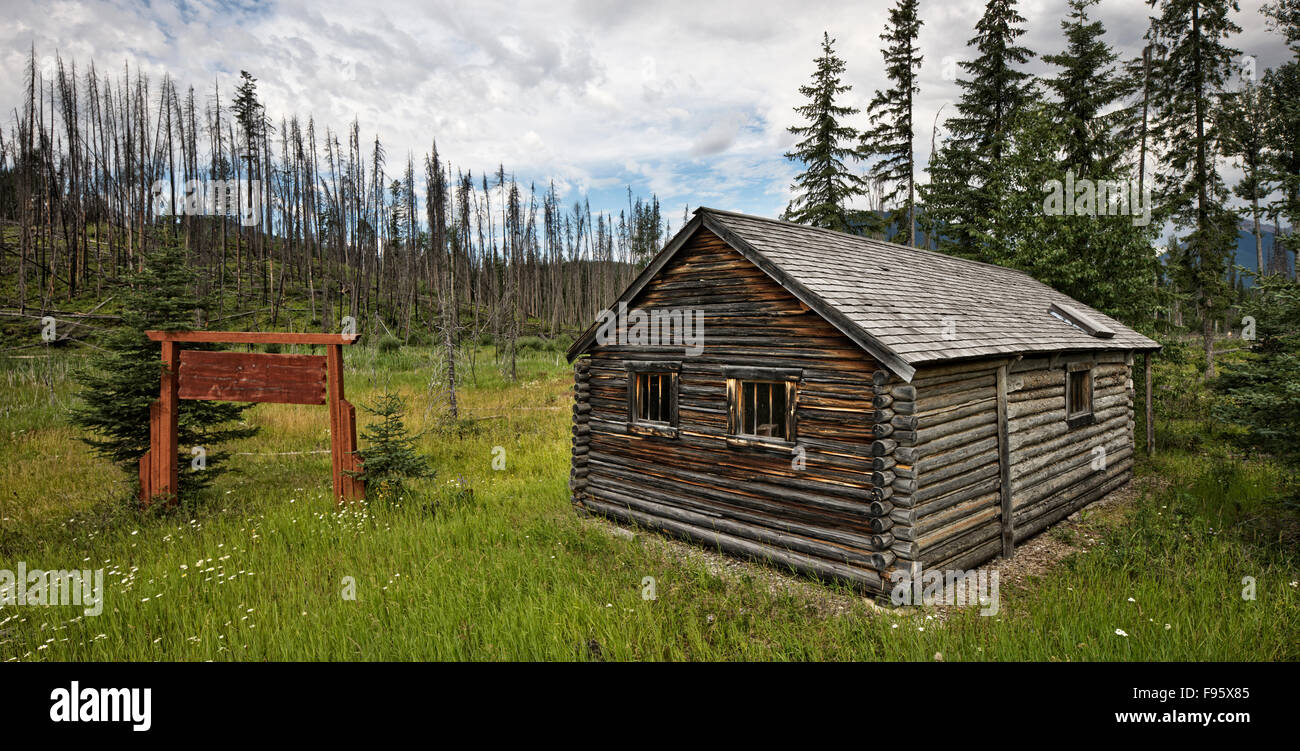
1065 363 1095 428
625 361 680 437
724 366 800 450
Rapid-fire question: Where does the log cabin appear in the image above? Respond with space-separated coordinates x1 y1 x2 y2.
565 208 1159 595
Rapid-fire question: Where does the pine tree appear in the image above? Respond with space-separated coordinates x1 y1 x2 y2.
69 242 257 502
784 32 867 233
862 0 924 246
1030 0 1163 323
1220 80 1273 278
921 0 1035 259
1148 0 1242 378
354 391 433 503
1042 0 1127 176
1213 274 1300 477
1264 1 1300 268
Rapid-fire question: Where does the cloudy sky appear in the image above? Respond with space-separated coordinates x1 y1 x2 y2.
1 0 1291 222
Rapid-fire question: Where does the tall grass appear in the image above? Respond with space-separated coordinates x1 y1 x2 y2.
0 347 1296 661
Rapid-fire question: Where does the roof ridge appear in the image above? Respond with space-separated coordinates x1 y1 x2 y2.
694 206 1039 280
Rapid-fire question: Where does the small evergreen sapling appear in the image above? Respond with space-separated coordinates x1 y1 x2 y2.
69 242 257 504
353 391 433 503
1214 275 1300 485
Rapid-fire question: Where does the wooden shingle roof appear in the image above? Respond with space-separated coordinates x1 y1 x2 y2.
569 207 1160 381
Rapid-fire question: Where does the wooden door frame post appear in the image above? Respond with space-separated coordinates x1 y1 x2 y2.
996 362 1015 558
1144 351 1154 456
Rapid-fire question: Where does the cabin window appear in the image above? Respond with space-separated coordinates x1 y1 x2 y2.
1066 365 1094 427
634 371 674 424
625 361 679 436
725 367 800 446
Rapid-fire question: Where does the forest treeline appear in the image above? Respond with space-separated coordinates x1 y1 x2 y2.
785 0 1300 377
3 0 1300 385
0 57 671 360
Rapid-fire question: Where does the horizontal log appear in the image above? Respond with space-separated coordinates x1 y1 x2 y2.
917 421 998 458
911 359 1001 383
587 481 893 561
1014 447 1134 509
915 385 995 415
1014 441 1133 500
915 475 1002 519
579 497 887 590
918 518 1002 568
1013 465 1132 543
915 411 997 444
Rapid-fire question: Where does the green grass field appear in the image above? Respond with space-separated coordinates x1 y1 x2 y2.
1 346 1296 660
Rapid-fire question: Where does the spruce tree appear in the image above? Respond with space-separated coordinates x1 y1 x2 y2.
69 242 257 502
1147 0 1242 377
1220 80 1273 278
1214 274 1300 479
784 32 867 233
1264 2 1300 263
921 0 1035 260
1042 0 1127 176
862 0 924 246
354 391 433 503
1029 0 1163 323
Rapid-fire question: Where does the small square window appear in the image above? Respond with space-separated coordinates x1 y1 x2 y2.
625 361 679 436
725 367 800 446
634 371 674 424
733 381 791 439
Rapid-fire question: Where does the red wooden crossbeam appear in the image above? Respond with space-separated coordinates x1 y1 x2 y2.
138 331 363 506
146 331 358 345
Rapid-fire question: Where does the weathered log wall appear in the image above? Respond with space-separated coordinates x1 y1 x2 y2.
881 359 1005 576
1005 353 1135 545
884 352 1137 576
573 228 892 591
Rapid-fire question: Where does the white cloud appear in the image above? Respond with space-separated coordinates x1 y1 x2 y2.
0 0 1290 217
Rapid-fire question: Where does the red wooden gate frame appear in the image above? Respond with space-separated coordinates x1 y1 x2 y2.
138 331 363 505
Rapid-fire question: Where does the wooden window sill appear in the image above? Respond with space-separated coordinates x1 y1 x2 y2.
725 435 799 453
629 422 678 438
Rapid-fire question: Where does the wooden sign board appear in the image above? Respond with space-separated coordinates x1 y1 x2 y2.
178 350 327 405
139 330 362 505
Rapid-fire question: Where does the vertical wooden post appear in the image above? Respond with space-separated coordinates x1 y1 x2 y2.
327 343 345 502
342 399 361 499
996 363 1014 558
144 401 162 503
150 341 181 504
1144 351 1154 456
